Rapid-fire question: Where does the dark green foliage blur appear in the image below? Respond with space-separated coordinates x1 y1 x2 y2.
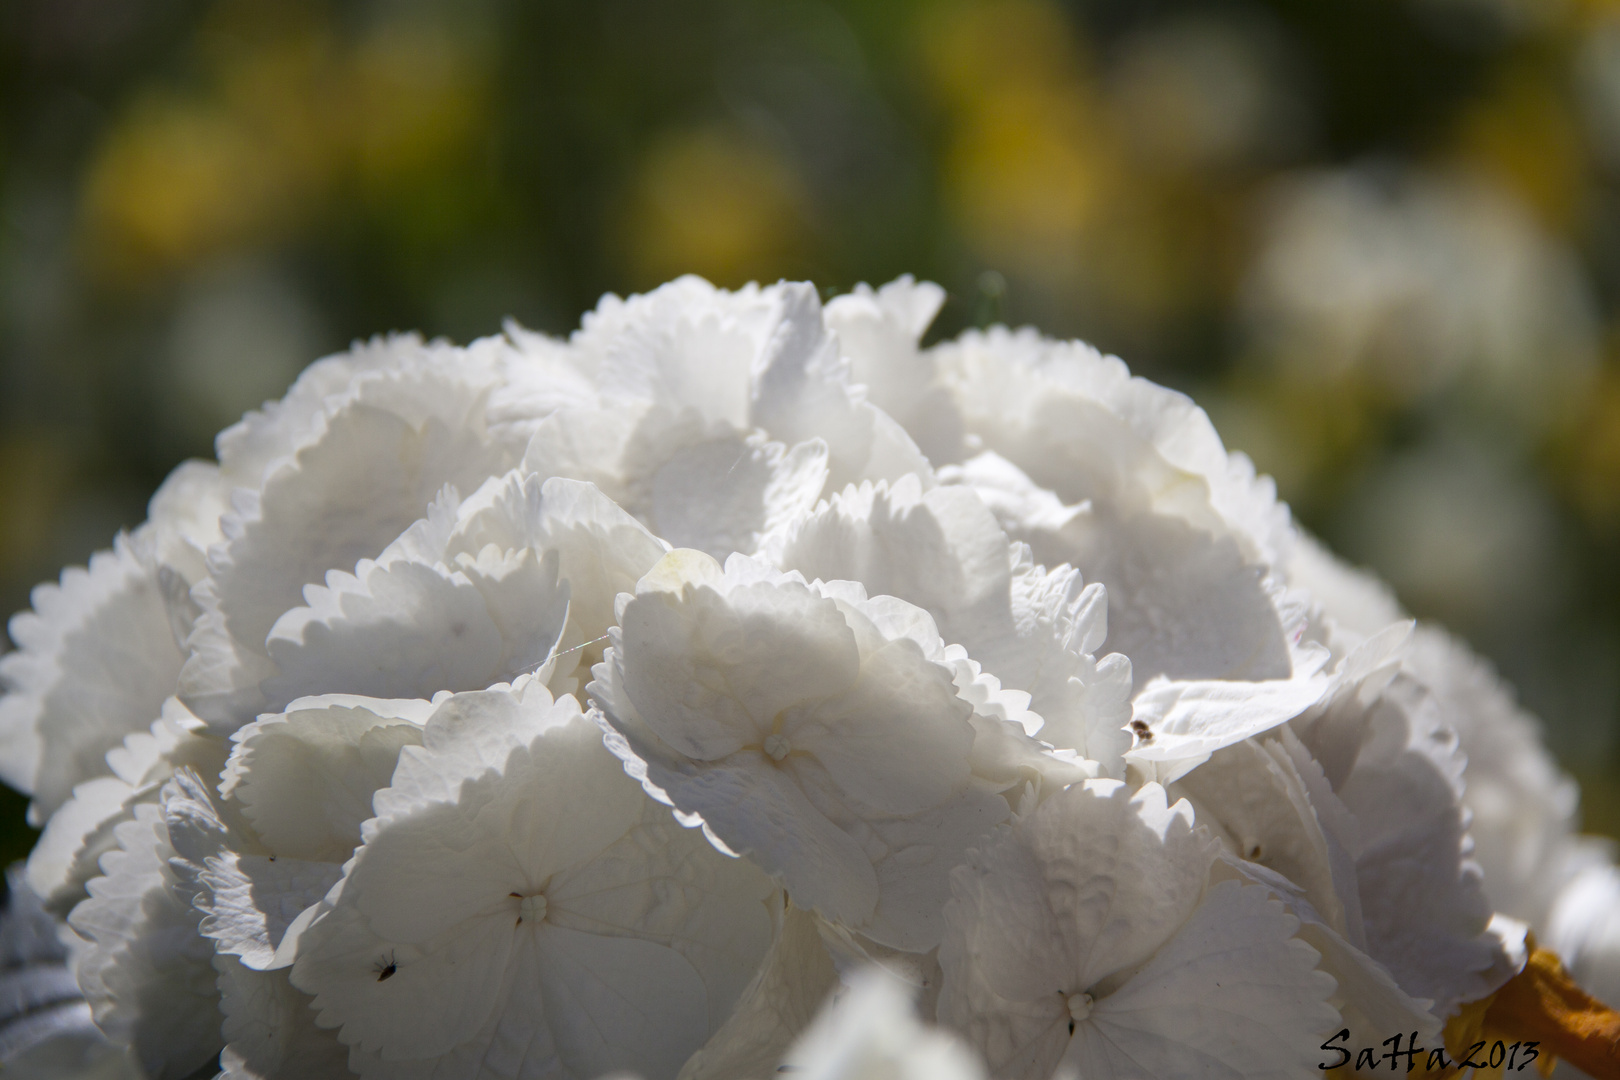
3 0 1619 862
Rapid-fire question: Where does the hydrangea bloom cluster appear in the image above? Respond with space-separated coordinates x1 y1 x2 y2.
2 276 1617 1080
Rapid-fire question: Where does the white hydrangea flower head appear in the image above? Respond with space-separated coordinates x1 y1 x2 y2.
1 273 1616 1080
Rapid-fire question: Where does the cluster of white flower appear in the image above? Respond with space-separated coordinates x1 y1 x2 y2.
1 276 1616 1080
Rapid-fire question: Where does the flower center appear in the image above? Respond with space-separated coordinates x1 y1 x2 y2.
763 733 792 762
1067 992 1093 1023
518 894 547 924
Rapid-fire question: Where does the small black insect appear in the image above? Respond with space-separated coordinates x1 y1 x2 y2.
374 951 398 982
1129 719 1153 743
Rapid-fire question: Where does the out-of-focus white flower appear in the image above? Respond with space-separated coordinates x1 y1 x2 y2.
1 274 1612 1080
1105 15 1309 171
1243 169 1597 430
1547 862 1620 1009
777 967 987 1080
1330 435 1568 633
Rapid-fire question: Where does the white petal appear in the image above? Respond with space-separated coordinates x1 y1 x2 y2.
222 699 425 863
825 276 963 466
1547 860 1620 1008
180 358 521 731
295 893 515 1060
530 476 669 659
1220 858 1438 1054
1291 658 1505 1014
292 692 778 1077
644 431 828 560
262 549 563 708
1125 662 1330 785
200 852 344 971
941 427 1300 688
68 795 223 1079
595 554 1009 948
751 284 931 492
24 776 133 913
786 634 976 815
536 925 711 1080
585 277 775 431
678 904 839 1080
939 781 1212 1016
1067 880 1338 1080
1 529 185 819
935 328 1290 566
1172 737 1347 937
615 566 861 760
163 771 329 979
647 758 881 931
1404 626 1584 928
779 967 988 1080
780 478 1132 767
215 955 352 1079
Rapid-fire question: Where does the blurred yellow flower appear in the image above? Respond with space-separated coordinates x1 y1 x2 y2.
1450 63 1588 234
78 7 489 286
621 126 810 289
919 0 1113 279
82 96 290 281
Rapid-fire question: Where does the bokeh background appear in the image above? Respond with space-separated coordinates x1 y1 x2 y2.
3 0 1619 863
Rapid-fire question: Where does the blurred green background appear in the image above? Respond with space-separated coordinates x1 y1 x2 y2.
2 0 1619 863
